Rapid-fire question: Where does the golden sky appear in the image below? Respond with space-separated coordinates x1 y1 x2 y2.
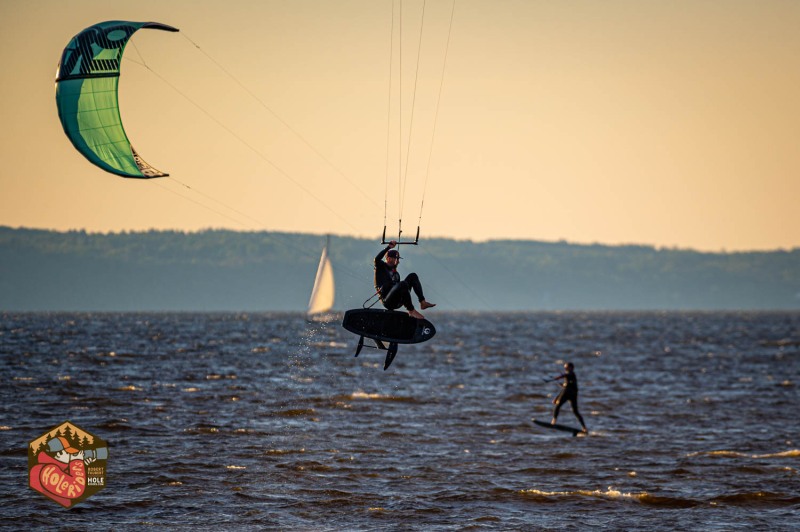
1 0 799 251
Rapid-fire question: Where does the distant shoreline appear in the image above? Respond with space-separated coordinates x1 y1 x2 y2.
2 226 799 312
3 225 797 255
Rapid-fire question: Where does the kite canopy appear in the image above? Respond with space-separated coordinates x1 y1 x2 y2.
55 21 179 178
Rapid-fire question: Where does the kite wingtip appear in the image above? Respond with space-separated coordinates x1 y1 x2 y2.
143 22 180 33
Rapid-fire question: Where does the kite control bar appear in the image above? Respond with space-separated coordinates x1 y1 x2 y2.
381 225 420 246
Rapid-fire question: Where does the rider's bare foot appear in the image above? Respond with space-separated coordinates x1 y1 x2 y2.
551 418 557 425
420 300 436 310
409 309 425 320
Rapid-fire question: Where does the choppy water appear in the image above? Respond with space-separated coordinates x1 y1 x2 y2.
1 312 798 530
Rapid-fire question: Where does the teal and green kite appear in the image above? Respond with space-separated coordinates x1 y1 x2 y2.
55 21 179 178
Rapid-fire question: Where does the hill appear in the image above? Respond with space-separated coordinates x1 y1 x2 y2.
1 226 798 311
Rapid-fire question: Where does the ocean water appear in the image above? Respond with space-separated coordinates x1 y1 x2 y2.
0 311 798 530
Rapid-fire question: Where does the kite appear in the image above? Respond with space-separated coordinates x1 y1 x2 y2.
55 21 179 178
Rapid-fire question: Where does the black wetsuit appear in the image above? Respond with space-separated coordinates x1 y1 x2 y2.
374 246 426 311
552 370 586 429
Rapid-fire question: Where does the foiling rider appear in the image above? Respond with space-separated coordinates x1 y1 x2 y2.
550 362 588 433
374 240 435 320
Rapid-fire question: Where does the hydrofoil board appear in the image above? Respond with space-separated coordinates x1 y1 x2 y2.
341 308 435 370
342 308 435 344
533 418 584 437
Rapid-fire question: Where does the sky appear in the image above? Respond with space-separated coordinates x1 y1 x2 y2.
2 0 799 252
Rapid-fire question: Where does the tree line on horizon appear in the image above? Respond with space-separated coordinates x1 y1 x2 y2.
2 226 799 311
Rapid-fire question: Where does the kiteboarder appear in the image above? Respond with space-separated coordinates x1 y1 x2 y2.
375 240 435 319
550 362 588 433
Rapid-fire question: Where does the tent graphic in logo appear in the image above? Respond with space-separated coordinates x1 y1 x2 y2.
28 421 108 508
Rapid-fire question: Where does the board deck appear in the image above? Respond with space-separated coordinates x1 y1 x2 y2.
342 309 435 344
532 418 584 437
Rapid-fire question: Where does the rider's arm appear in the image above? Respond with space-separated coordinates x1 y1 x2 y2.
375 246 391 265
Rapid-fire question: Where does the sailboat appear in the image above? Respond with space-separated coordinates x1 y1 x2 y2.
306 236 335 321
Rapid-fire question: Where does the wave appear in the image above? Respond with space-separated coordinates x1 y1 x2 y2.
272 408 316 417
520 487 645 500
519 487 800 508
753 449 800 459
95 419 133 431
516 467 574 476
183 425 222 434
265 448 306 455
686 449 800 459
519 487 699 508
686 450 749 458
277 460 333 473
711 491 800 507
349 391 420 403
0 447 27 457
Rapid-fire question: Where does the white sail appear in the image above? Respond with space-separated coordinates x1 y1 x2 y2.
307 238 335 316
